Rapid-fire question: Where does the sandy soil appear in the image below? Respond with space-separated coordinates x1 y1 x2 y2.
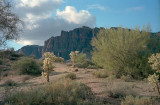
0 63 159 105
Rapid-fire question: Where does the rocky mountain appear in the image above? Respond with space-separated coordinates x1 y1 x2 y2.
18 26 100 59
17 45 43 59
18 26 160 60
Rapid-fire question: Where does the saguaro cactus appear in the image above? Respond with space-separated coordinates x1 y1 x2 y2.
42 52 56 82
69 51 79 67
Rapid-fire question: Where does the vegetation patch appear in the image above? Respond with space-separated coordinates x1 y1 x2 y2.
106 79 136 98
92 70 108 78
3 80 17 87
91 27 153 79
121 95 156 105
11 57 42 75
65 73 76 80
3 79 103 105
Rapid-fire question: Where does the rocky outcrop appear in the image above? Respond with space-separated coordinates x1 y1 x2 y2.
42 26 100 59
17 45 43 59
18 26 100 59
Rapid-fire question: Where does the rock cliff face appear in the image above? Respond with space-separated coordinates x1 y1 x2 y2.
17 27 160 59
17 45 43 59
18 26 100 59
43 26 100 59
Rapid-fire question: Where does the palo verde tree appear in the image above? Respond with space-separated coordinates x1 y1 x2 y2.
0 0 23 47
91 26 151 78
42 52 56 82
70 51 79 67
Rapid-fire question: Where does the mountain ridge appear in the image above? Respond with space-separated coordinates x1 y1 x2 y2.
18 26 100 59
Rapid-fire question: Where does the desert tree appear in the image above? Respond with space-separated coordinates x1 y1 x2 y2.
42 52 56 82
91 26 151 78
0 0 23 47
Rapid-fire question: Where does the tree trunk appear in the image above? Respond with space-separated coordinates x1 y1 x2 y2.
47 70 49 82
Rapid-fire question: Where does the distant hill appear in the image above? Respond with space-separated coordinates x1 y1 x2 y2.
17 45 43 59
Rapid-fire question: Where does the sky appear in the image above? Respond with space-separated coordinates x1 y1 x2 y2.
6 0 160 50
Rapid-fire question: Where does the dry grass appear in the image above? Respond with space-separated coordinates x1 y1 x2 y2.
0 63 159 105
121 95 156 105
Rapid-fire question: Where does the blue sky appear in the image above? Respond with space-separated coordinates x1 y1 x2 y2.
6 0 160 50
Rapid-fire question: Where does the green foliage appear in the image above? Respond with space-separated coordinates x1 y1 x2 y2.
92 70 108 78
120 75 133 82
74 53 101 69
75 53 87 63
65 73 76 80
106 79 136 98
55 57 64 62
121 95 156 105
0 58 3 65
3 80 17 87
91 26 151 78
3 79 103 105
11 57 42 75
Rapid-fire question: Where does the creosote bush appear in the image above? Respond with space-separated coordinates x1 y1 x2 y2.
3 79 103 105
3 80 17 87
92 70 108 78
106 79 136 98
121 95 156 105
11 57 42 75
65 73 76 80
70 52 100 69
55 57 64 62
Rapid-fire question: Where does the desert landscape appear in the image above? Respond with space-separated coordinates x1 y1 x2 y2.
0 0 160 105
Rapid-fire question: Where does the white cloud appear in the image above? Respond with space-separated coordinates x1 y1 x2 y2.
17 40 33 45
13 1 96 46
126 6 144 12
56 6 96 24
16 0 63 8
87 4 106 10
23 13 51 30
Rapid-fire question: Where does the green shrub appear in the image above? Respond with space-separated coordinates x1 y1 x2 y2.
76 60 101 69
65 73 76 80
121 95 156 105
75 53 87 63
10 53 21 57
92 70 108 78
0 59 3 65
120 75 134 82
3 79 103 105
9 57 17 61
3 80 17 87
106 79 136 98
55 57 64 62
91 26 152 79
11 57 42 75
